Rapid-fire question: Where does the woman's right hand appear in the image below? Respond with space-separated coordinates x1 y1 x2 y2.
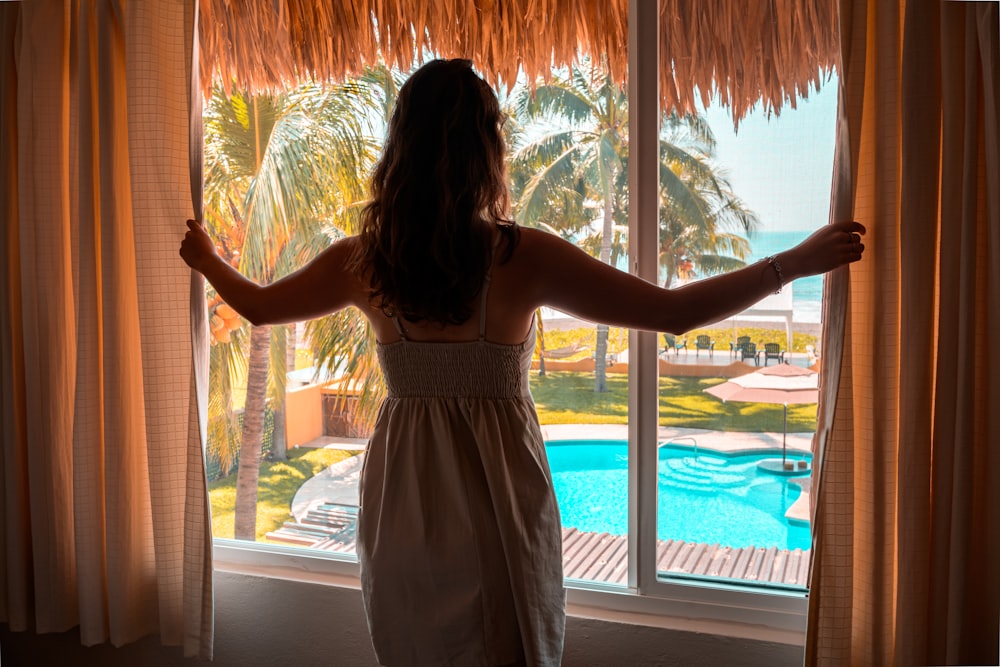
779 220 866 281
179 219 219 274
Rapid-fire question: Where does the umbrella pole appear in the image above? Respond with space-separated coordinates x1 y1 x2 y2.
782 404 788 465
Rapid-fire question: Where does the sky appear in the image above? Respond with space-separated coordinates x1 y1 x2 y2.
512 70 840 235
377 61 839 235
698 76 839 233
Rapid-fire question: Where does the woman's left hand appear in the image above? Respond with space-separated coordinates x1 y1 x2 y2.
179 219 219 273
780 220 866 281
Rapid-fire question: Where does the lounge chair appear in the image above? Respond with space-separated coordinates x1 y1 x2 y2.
662 333 686 356
736 341 760 365
763 343 785 365
694 334 714 357
730 335 751 357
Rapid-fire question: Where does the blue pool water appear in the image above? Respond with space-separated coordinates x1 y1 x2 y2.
545 440 812 551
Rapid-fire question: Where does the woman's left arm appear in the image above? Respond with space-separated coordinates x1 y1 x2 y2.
179 219 359 326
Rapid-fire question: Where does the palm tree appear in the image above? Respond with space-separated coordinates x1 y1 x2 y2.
512 66 758 391
203 81 377 540
299 62 414 436
654 113 758 287
512 67 628 392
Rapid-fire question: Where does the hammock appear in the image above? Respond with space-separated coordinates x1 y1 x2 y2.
541 343 588 359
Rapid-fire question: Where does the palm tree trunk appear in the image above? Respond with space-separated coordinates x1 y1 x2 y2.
269 324 294 463
661 235 678 288
234 323 271 540
594 195 614 392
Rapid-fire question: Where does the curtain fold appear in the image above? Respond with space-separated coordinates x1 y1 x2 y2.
0 0 213 658
807 1 999 665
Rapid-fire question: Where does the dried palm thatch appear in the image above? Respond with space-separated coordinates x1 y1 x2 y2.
199 0 838 123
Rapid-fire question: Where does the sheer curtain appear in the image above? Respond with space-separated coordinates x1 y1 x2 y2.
0 0 213 658
808 1 999 665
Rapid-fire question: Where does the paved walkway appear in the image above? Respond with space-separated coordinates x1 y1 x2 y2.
291 446 365 521
539 423 812 453
660 349 814 369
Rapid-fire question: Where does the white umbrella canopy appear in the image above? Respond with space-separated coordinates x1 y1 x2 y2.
704 363 818 405
704 364 819 467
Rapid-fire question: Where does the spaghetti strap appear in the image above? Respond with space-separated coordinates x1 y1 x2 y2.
391 314 408 341
478 229 502 341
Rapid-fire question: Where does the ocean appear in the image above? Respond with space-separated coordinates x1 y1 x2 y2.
745 230 823 323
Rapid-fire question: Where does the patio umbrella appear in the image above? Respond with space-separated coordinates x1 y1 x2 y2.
703 363 819 466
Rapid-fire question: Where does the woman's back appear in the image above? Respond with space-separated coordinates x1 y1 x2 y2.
359 227 537 347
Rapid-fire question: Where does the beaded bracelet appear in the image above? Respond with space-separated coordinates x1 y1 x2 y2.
765 255 784 294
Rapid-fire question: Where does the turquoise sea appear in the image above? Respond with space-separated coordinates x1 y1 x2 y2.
745 230 823 323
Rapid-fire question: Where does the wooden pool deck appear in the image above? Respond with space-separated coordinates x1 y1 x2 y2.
266 502 810 588
560 527 810 587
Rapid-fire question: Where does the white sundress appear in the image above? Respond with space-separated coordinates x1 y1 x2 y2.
357 273 565 666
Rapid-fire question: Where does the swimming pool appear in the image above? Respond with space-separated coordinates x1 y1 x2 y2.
545 439 812 551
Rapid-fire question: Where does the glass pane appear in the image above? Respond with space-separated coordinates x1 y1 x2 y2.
654 75 839 590
517 58 631 586
202 73 384 554
203 55 633 585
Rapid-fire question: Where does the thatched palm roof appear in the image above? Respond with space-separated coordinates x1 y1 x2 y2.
199 0 838 122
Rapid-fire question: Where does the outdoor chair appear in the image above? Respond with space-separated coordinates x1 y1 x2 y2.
737 341 760 365
662 333 686 356
730 335 751 358
694 334 715 357
763 343 785 365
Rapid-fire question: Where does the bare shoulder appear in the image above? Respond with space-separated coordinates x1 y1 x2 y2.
497 227 591 309
325 234 361 259
507 226 576 270
292 235 368 306
327 235 366 291
313 235 361 274
503 225 668 325
515 226 566 253
509 226 602 276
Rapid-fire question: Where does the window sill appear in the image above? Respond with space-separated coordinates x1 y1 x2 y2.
213 540 807 646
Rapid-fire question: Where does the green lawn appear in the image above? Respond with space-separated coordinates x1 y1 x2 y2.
530 371 817 431
210 447 356 542
211 370 816 540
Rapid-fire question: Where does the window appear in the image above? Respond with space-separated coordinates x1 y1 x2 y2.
653 80 837 592
209 2 838 637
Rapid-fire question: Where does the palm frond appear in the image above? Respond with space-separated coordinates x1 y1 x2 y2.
515 142 583 225
207 325 248 474
304 308 384 433
520 80 596 127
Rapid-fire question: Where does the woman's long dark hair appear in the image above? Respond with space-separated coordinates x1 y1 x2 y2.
353 59 518 326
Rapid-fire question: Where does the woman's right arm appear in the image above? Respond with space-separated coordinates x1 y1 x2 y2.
520 221 865 334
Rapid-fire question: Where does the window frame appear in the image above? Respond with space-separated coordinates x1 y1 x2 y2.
212 0 815 643
214 539 807 643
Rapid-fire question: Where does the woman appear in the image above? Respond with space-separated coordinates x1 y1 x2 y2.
181 59 865 666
